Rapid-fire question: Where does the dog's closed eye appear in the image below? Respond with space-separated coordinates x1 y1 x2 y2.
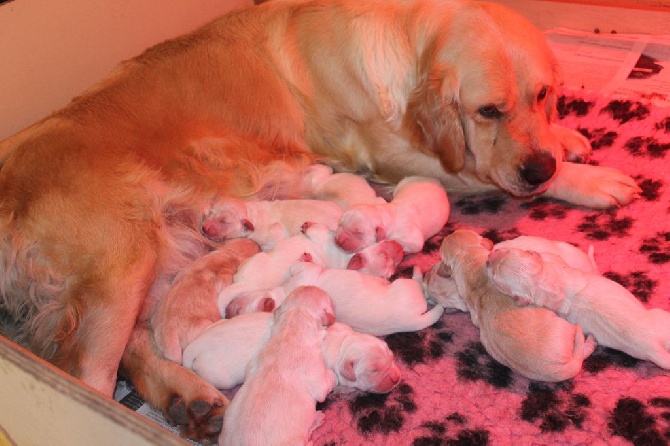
477 104 503 120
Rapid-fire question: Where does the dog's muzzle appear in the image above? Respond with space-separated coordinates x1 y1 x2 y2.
518 151 556 188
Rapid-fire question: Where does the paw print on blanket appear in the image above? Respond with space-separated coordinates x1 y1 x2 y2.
348 383 416 435
601 100 650 124
557 96 594 118
480 228 522 245
640 231 670 264
608 397 670 444
455 341 514 389
578 127 618 150
521 197 573 221
453 193 508 216
520 381 591 433
412 413 491 446
603 270 657 303
577 210 634 241
636 176 664 201
624 136 670 159
656 116 670 133
582 346 640 373
385 321 454 366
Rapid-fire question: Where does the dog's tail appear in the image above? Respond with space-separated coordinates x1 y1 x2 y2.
406 304 445 332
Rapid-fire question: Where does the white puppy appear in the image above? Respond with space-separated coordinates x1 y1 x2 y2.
220 286 336 446
219 223 404 316
435 230 594 382
201 196 343 250
183 315 401 393
425 234 598 312
260 261 445 337
301 163 387 209
335 176 450 253
487 248 670 370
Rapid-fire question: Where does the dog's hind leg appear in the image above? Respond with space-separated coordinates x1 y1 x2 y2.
121 322 226 443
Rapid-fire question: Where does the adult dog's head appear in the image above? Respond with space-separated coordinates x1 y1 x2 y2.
406 1 568 197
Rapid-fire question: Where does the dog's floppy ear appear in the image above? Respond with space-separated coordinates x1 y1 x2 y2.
342 359 357 382
406 63 466 173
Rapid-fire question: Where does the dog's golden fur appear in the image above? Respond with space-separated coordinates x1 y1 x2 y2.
0 0 639 440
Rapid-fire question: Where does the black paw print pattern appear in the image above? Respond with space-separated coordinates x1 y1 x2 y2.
349 383 416 435
453 193 508 216
557 96 594 119
603 270 658 303
640 232 670 264
656 116 670 133
601 100 650 124
455 341 514 389
582 346 640 373
578 127 619 150
636 176 664 201
385 321 454 367
412 413 491 446
519 381 591 433
577 210 634 240
521 197 573 221
480 227 522 245
624 136 670 159
608 397 670 445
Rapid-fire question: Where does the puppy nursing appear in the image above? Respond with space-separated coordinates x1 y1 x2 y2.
335 176 450 253
488 248 670 369
219 286 336 445
432 230 594 382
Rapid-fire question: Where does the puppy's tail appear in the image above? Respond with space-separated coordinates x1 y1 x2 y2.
406 304 445 332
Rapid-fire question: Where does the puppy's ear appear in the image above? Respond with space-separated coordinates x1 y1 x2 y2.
406 64 466 173
346 253 366 271
342 359 357 382
375 226 387 242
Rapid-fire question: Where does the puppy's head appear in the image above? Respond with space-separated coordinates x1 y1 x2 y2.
439 229 494 266
347 240 404 278
201 198 254 241
278 285 336 328
408 2 568 197
486 248 543 304
336 332 401 393
335 205 385 252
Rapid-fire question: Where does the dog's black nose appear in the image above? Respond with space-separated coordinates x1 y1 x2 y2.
519 152 556 186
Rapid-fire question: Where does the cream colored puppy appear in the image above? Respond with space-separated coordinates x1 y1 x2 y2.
335 176 450 253
219 223 404 317
263 261 445 336
219 286 336 446
183 315 401 393
201 196 343 250
425 234 597 312
436 229 594 382
301 163 387 209
487 248 670 369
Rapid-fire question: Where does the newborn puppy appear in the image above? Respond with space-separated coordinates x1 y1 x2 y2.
220 286 336 446
150 238 260 363
183 315 401 393
335 176 450 253
266 261 445 336
301 163 387 209
322 322 401 393
487 248 670 369
201 196 343 250
437 229 594 382
219 223 404 316
493 235 598 274
425 234 598 312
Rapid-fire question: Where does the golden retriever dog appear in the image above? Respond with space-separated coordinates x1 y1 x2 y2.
0 0 640 441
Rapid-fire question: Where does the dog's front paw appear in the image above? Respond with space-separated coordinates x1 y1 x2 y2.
545 162 641 208
553 124 592 163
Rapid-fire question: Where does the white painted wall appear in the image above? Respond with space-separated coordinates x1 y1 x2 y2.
0 0 253 139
